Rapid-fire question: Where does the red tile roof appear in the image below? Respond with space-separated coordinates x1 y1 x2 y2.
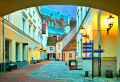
57 33 66 41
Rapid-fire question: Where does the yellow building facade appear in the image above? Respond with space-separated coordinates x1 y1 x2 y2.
0 7 45 72
77 6 120 76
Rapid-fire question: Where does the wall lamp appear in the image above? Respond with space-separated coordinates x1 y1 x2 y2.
40 49 43 51
80 27 89 39
107 15 114 34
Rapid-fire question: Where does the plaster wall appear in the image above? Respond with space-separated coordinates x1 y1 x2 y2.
63 50 76 61
56 41 62 61
47 46 55 53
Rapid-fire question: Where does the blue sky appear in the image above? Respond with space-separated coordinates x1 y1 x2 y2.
44 5 77 19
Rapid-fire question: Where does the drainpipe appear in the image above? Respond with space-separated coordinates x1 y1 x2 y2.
55 45 56 60
2 16 5 72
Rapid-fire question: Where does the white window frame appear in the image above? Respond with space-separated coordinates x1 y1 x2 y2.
58 44 60 49
68 52 73 58
29 25 31 36
49 19 51 26
33 11 35 20
22 18 26 33
56 22 58 28
52 20 54 27
33 29 35 39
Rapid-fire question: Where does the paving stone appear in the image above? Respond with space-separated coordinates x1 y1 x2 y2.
29 61 120 82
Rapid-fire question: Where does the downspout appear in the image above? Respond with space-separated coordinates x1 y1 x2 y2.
2 16 5 72
55 45 56 60
62 50 63 61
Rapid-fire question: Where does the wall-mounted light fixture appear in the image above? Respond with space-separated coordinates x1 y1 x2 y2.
80 27 89 39
40 48 43 51
107 15 114 34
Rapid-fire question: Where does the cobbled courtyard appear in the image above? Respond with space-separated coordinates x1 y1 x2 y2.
29 61 120 82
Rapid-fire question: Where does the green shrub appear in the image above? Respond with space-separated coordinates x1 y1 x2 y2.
37 60 41 63
56 59 59 61
70 59 76 62
65 63 67 65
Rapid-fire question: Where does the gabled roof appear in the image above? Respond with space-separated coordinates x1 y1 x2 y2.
48 26 65 35
41 6 76 22
63 34 77 50
57 33 66 42
56 26 75 42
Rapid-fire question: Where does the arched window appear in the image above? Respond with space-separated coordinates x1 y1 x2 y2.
56 22 58 28
49 19 51 26
43 18 46 22
59 23 61 28
52 20 54 27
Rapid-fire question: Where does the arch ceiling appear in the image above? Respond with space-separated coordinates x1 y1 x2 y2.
0 0 120 17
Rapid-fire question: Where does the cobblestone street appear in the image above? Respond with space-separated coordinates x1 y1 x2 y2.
0 60 64 82
29 61 120 82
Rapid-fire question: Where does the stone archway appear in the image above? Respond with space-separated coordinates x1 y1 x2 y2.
0 0 120 16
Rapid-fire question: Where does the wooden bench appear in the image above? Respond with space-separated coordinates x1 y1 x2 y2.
6 61 17 71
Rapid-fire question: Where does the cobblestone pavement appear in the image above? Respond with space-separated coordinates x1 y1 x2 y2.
0 60 64 82
29 61 120 82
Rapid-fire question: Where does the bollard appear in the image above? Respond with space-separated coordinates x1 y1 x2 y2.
85 71 88 77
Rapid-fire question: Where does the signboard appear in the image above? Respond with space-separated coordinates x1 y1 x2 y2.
82 41 104 79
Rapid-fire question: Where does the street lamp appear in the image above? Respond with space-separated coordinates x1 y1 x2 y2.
80 27 89 39
107 15 114 34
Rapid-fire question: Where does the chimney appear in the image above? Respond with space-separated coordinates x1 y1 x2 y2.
54 18 57 27
68 15 70 25
60 15 63 29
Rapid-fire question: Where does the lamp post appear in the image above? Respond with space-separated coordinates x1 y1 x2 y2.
107 15 114 34
80 27 89 39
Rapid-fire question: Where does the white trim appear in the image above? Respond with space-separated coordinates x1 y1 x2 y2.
68 52 73 58
4 24 39 45
58 44 60 49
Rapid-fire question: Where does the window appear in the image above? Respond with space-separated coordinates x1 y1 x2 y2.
58 53 60 58
33 29 35 39
22 18 26 33
38 19 39 27
43 18 46 22
5 41 9 61
56 22 58 28
59 23 61 28
52 20 54 27
50 47 53 50
58 44 60 49
49 19 51 26
29 25 31 36
69 53 72 58
40 36 42 43
38 34 41 42
33 11 35 20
